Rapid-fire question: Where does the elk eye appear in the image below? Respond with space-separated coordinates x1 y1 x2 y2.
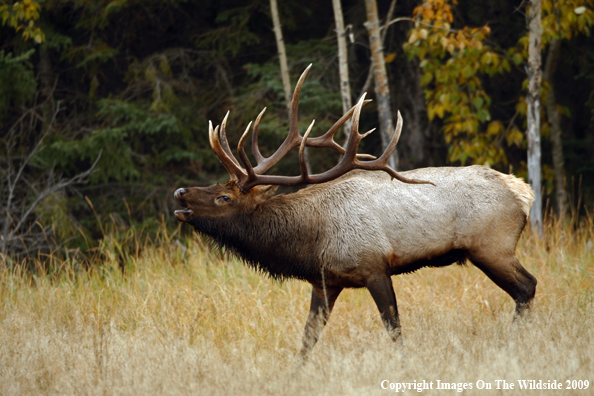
216 195 231 204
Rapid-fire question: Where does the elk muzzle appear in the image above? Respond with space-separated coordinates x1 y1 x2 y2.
174 188 193 222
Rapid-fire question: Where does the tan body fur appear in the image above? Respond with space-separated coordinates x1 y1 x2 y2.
291 166 533 287
175 165 537 358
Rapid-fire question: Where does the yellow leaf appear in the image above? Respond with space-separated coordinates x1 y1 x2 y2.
481 52 492 64
506 126 524 147
435 103 445 118
543 1 552 14
487 120 503 136
516 100 527 116
513 129 524 147
428 106 435 121
384 53 396 63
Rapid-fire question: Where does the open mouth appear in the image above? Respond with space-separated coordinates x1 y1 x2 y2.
174 208 193 222
174 188 195 222
174 197 193 222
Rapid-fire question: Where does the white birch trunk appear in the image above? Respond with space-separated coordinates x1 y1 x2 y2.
364 0 399 170
269 0 311 170
332 0 353 138
270 0 291 108
526 0 543 236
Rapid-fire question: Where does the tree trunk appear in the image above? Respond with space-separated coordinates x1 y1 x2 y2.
364 0 399 169
360 0 397 99
269 0 311 171
332 0 353 138
396 58 434 169
543 38 568 219
526 0 543 236
269 0 291 109
39 46 55 131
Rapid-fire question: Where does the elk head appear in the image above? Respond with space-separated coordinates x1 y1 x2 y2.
174 183 277 222
174 64 432 223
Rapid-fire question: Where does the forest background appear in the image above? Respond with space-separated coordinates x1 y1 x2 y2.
1 0 594 262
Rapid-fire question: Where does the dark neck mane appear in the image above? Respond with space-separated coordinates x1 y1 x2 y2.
189 196 323 281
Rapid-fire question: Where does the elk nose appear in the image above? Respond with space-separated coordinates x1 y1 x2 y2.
174 188 186 200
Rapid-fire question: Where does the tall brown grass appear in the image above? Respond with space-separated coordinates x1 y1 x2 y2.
1 216 593 395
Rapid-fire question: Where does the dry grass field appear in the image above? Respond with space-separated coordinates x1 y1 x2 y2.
1 218 593 395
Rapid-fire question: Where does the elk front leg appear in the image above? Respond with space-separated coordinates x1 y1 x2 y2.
367 273 402 343
298 284 342 360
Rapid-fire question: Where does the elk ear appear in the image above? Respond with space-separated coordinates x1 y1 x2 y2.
250 185 278 201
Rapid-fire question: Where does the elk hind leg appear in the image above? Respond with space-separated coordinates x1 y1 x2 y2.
470 252 537 318
298 284 342 360
367 273 402 343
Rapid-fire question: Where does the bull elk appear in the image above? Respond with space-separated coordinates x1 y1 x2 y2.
174 65 537 358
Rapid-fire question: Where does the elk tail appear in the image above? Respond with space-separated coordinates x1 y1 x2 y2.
498 173 535 218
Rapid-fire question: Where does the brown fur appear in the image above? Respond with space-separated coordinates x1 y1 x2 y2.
174 165 537 358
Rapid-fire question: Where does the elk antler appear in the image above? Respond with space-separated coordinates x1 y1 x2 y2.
209 65 434 192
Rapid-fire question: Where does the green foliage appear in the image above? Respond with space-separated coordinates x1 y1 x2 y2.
0 49 36 119
404 0 511 166
34 192 75 244
62 38 118 98
541 0 594 44
44 99 199 184
541 1 594 121
195 3 260 57
61 0 189 31
404 0 594 169
0 0 45 43
242 44 342 119
236 40 344 174
40 28 72 51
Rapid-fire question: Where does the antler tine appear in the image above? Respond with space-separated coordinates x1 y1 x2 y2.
251 64 312 175
298 120 316 184
251 107 267 164
237 121 258 186
356 111 435 186
209 122 236 181
220 111 242 169
209 120 245 181
342 93 367 162
289 64 312 139
360 128 376 140
306 99 376 160
248 94 369 189
372 110 403 164
251 96 373 175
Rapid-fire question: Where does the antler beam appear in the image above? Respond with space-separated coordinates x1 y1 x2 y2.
208 65 434 192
